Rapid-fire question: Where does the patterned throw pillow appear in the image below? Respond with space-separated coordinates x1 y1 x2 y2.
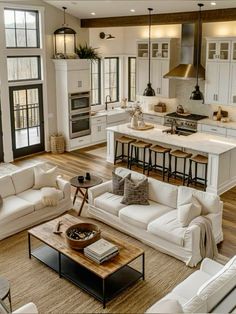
112 172 131 196
121 178 149 205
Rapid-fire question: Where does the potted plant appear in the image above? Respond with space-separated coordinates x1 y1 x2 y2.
76 43 100 61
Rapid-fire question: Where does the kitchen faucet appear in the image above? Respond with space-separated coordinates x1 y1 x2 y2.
105 95 112 111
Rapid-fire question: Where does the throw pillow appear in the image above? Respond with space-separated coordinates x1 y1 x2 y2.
33 166 58 189
147 299 183 313
121 178 149 205
0 194 3 209
178 196 202 227
112 171 131 196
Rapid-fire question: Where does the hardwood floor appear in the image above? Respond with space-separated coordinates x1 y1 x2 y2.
14 144 236 258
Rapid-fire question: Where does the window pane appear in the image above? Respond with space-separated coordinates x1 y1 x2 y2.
15 11 25 28
26 11 36 29
5 29 16 47
128 57 136 102
4 10 15 28
92 74 98 89
27 29 37 47
104 57 119 102
110 59 117 72
105 74 110 89
110 73 117 87
7 57 40 81
16 29 26 46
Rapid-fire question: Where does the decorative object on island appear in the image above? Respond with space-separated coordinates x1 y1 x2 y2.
120 98 128 109
78 176 84 183
176 104 185 114
154 102 166 113
99 32 115 40
143 8 155 96
50 134 65 154
65 223 101 250
127 102 144 129
76 43 100 61
190 3 204 103
54 7 76 58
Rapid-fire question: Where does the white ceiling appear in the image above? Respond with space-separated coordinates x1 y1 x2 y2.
44 0 236 19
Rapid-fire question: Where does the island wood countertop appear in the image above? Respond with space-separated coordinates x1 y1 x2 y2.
107 123 236 155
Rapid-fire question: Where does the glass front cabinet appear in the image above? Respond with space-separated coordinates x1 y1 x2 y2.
206 40 231 62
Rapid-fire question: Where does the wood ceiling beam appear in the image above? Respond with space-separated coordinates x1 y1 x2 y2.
81 8 236 28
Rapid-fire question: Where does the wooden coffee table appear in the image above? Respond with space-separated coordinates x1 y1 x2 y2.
70 175 103 216
28 214 145 308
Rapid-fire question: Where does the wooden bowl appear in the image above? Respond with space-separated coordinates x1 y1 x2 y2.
65 223 101 250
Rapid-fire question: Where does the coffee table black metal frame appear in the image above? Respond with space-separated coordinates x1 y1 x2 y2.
70 175 103 216
28 234 145 309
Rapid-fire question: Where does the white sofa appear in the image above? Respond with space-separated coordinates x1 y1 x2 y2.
0 300 38 314
0 163 72 240
146 256 236 313
87 167 223 267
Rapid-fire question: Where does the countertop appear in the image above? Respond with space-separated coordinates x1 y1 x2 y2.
91 108 127 118
107 123 236 155
198 118 236 130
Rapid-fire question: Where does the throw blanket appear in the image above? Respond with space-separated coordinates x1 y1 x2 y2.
41 187 59 207
189 216 218 260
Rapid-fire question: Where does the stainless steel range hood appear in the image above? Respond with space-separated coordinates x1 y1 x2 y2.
164 24 205 80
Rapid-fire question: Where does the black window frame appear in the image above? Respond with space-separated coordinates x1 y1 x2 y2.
4 8 40 49
7 55 41 82
104 57 119 103
128 56 136 102
91 59 101 106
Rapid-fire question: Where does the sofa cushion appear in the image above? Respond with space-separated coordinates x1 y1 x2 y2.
197 256 236 311
173 270 211 300
11 167 35 194
177 186 220 215
18 189 63 211
0 195 34 224
146 299 183 313
147 210 187 246
148 177 178 209
121 178 149 205
119 201 172 230
177 197 202 227
0 175 16 198
182 295 207 313
94 192 126 216
115 167 146 183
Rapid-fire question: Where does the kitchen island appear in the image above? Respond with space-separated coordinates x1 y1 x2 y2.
107 123 236 195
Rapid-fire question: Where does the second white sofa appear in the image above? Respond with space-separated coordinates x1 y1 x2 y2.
88 167 223 267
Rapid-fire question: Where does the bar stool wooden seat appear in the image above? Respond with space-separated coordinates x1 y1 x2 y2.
129 141 151 174
187 154 208 191
114 136 135 168
148 145 171 181
168 149 192 185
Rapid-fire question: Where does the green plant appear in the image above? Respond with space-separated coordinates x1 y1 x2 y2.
76 44 100 61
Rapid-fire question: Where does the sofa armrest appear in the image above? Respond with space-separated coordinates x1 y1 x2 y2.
184 224 201 267
200 258 224 276
88 180 112 205
13 303 38 314
56 176 71 199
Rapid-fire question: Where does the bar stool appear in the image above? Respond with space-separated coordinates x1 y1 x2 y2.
187 154 208 191
114 136 135 168
129 141 151 174
168 149 192 185
148 145 171 181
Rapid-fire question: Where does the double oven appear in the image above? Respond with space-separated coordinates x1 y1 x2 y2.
69 91 91 139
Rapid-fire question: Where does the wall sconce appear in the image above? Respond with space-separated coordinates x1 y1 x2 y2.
99 32 116 40
54 7 76 56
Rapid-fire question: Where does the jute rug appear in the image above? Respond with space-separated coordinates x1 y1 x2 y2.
0 213 197 314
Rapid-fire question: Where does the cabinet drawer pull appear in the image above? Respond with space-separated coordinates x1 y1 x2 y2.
211 128 217 131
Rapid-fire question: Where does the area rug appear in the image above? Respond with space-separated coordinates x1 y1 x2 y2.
0 215 196 314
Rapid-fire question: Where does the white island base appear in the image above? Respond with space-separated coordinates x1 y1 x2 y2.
107 124 236 195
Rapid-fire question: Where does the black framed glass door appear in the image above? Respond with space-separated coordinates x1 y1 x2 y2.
9 84 44 158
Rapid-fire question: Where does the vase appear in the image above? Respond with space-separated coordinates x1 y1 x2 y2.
131 116 138 129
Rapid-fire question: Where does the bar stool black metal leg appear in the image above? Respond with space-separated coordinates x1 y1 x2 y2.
168 154 172 182
204 163 208 191
122 143 124 161
127 143 130 168
183 157 186 185
174 157 177 179
129 145 133 169
143 148 146 174
114 140 118 164
187 159 192 186
163 153 166 181
195 162 198 186
148 149 152 176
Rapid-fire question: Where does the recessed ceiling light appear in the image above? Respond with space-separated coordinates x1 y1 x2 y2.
91 12 96 15
130 9 135 13
211 2 216 5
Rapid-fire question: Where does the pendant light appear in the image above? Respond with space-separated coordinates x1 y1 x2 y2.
143 8 155 96
190 3 204 103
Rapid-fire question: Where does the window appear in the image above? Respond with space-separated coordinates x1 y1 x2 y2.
91 60 101 105
128 57 136 102
4 9 39 48
7 56 41 81
104 57 119 102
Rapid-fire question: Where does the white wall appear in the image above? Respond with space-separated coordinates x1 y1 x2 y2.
89 21 236 120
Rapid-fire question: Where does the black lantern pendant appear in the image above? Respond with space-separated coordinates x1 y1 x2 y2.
143 8 155 96
190 3 204 103
54 7 76 56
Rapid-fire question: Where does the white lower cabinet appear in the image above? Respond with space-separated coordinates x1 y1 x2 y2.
143 113 164 125
70 135 91 149
226 128 236 138
201 124 227 136
91 123 106 143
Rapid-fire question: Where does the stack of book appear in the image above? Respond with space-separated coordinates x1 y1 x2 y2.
84 239 119 264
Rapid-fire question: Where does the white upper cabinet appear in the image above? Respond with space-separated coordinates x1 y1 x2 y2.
137 42 149 58
206 40 231 62
151 41 169 59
